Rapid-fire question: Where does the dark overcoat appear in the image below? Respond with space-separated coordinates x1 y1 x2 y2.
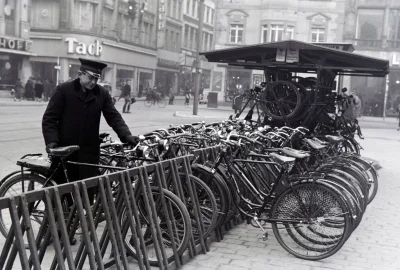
42 78 131 181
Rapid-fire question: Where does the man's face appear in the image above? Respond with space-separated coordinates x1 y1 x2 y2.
79 71 98 90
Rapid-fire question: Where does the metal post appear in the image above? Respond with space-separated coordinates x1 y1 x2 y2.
193 0 205 115
383 74 389 120
56 57 60 86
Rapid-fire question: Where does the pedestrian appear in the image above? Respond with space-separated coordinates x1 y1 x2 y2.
42 58 139 205
340 88 356 122
185 92 190 106
43 79 51 102
351 90 362 118
49 80 56 98
25 77 34 100
34 79 44 101
397 103 400 131
120 80 132 113
168 86 175 105
14 78 23 101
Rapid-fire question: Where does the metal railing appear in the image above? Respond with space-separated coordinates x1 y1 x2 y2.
0 155 210 270
353 39 382 49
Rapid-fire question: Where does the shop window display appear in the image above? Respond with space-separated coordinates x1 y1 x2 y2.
225 69 251 102
0 55 19 89
138 72 153 97
116 69 134 93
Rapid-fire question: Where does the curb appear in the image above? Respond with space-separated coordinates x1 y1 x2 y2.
173 111 226 119
0 102 48 107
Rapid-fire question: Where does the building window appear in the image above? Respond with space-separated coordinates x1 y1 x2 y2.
186 0 190 14
209 34 213 50
192 28 197 49
172 0 176 19
286 26 294 40
165 29 169 50
311 27 325 42
167 0 172 17
177 0 182 19
356 9 384 48
203 32 208 51
270 24 284 42
261 25 268 43
229 24 244 43
191 0 196 17
210 9 214 25
183 24 189 48
176 32 180 51
195 0 198 18
204 6 209 23
31 0 60 30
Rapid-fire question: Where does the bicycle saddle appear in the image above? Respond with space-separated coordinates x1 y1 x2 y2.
280 147 310 159
304 139 326 150
325 135 343 143
49 145 80 157
269 152 296 165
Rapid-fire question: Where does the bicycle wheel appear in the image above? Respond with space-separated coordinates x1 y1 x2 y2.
260 81 302 120
123 188 191 266
0 173 69 244
157 98 167 108
191 164 231 229
341 154 379 204
168 174 218 243
271 181 352 260
144 99 152 107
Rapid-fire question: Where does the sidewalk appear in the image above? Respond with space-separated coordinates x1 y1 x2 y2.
0 99 49 107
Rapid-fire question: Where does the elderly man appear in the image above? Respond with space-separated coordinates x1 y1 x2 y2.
42 58 138 201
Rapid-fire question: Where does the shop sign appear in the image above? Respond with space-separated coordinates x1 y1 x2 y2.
0 36 32 51
65 37 102 57
157 58 180 69
392 53 400 66
286 48 299 63
212 71 222 92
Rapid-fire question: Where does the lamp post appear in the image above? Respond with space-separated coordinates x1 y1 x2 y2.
193 0 205 115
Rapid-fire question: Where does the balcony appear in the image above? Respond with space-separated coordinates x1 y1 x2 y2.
353 39 383 49
387 40 400 50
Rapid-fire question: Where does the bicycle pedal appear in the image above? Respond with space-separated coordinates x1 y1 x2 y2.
262 232 268 241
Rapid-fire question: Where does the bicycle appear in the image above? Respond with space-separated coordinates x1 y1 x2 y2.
0 144 192 265
144 93 167 108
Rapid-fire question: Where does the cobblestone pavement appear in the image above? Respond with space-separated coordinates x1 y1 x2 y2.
181 129 400 270
1 102 400 269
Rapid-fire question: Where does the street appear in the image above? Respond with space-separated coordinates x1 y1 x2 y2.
0 101 400 269
0 100 229 180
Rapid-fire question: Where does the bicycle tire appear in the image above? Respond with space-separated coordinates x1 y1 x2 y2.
191 164 231 229
260 81 302 120
123 188 191 266
174 174 218 243
144 100 152 107
0 173 69 244
341 154 379 204
157 99 167 108
271 181 352 260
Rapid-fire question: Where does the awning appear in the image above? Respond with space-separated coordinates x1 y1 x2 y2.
200 40 389 77
0 48 37 56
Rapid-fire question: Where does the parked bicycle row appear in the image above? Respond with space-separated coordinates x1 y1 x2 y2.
0 112 378 265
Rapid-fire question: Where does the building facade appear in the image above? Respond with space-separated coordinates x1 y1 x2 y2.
28 0 159 97
212 0 346 102
0 0 217 98
343 0 400 117
180 0 215 96
0 0 33 95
